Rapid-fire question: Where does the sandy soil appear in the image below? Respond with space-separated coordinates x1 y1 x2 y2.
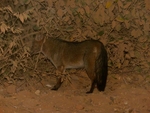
0 71 150 113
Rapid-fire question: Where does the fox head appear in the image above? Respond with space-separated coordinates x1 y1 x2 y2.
31 36 45 55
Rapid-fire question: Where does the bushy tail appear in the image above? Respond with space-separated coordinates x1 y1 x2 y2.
96 44 108 91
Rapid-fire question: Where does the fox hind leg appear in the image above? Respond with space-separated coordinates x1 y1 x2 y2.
84 56 97 93
86 78 96 93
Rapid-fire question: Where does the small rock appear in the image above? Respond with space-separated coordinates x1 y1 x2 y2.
76 105 84 110
124 101 128 105
114 108 118 112
46 84 52 88
35 90 40 95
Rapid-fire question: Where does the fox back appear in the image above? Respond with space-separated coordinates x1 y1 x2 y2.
31 37 108 93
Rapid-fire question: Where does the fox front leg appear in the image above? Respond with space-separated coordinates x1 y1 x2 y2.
51 66 65 90
51 77 62 90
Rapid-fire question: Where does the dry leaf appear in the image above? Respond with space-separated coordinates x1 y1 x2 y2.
131 29 136 37
77 8 85 15
117 0 123 7
145 0 150 10
4 6 13 13
84 6 90 16
143 23 149 32
112 21 116 29
125 54 130 60
64 16 70 22
131 8 136 17
10 60 18 73
116 15 124 22
124 20 130 29
117 0 123 12
25 0 31 4
123 2 131 9
4 13 10 21
141 61 149 68
55 0 65 9
19 13 24 23
67 0 75 8
77 28 81 35
57 9 64 18
116 62 121 68
13 0 18 5
0 47 4 54
14 12 20 18
47 0 53 7
0 22 10 33
22 12 29 21
99 4 105 14
108 4 115 20
99 16 104 26
138 36 147 42
93 11 101 24
131 29 143 38
85 0 91 5
115 23 121 31
134 19 143 26
129 51 135 58
11 27 23 34
93 4 107 24
139 10 144 17
58 0 65 7
83 29 93 38
123 60 129 67
106 1 113 9
9 41 16 49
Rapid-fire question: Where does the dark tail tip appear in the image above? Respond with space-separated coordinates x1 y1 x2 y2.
96 44 108 92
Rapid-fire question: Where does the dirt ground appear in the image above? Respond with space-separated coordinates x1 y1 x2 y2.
0 70 150 113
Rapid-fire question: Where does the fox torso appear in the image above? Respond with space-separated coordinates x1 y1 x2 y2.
32 38 102 69
31 37 107 93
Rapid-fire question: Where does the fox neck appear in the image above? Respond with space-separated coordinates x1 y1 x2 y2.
41 38 54 56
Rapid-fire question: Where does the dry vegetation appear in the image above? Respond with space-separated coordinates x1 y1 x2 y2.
0 0 150 87
0 0 150 113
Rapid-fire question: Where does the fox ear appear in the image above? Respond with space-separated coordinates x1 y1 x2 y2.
35 34 44 41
